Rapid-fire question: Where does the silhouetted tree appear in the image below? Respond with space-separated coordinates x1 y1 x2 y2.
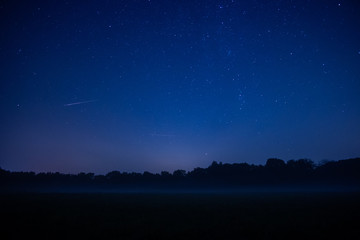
161 171 171 177
106 171 121 180
265 158 286 170
173 170 186 178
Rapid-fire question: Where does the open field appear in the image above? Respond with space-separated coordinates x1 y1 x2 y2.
1 192 359 239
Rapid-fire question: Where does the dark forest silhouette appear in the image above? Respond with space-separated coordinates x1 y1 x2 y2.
1 158 360 192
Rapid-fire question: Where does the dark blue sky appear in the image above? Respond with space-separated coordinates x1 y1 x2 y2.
1 0 360 174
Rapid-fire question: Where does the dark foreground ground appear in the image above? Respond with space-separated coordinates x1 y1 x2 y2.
1 192 359 240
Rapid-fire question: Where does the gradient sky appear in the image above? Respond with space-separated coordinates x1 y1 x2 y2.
1 0 360 174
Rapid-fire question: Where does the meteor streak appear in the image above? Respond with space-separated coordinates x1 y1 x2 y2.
150 133 177 137
64 99 98 107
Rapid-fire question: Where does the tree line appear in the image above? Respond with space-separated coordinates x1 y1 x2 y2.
1 158 359 191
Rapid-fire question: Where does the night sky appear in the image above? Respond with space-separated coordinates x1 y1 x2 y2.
1 0 360 174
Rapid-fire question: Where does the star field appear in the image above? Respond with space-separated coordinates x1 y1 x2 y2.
0 0 360 173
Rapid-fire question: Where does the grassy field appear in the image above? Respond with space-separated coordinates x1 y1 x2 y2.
1 192 359 239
